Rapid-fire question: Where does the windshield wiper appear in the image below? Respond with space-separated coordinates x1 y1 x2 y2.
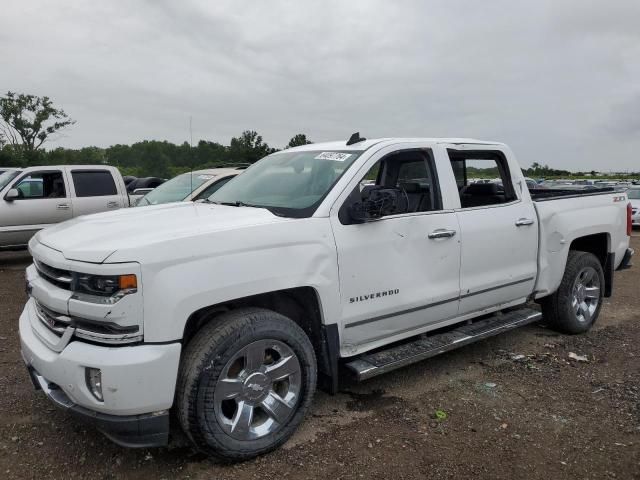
208 200 289 217
209 200 261 208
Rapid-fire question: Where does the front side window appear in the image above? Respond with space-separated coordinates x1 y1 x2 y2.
340 149 442 222
13 171 66 199
208 150 363 217
448 150 517 208
72 171 117 197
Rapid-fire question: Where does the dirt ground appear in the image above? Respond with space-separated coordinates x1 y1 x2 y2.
1 236 639 479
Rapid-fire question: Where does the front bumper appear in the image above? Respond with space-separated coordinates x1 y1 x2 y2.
27 367 170 448
19 299 182 447
617 248 634 271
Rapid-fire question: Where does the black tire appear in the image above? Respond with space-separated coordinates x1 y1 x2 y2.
540 250 604 334
176 308 317 462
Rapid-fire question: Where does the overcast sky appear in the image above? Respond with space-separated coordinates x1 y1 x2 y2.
2 0 639 170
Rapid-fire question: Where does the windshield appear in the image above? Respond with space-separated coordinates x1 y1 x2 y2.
628 189 640 200
0 170 20 192
138 172 214 206
208 150 363 217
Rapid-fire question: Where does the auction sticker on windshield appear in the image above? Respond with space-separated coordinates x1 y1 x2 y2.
314 152 352 162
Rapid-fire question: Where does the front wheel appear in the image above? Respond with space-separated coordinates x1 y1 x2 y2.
540 250 604 334
176 308 317 461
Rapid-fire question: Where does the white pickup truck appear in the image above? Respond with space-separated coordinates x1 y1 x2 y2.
19 137 634 461
0 165 129 249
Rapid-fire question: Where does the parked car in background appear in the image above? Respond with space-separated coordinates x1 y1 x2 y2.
136 166 246 207
0 165 129 250
126 177 166 205
629 186 640 228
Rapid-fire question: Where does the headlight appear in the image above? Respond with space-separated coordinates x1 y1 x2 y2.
71 273 138 304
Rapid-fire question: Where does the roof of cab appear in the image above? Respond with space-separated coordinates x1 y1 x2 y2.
285 137 505 152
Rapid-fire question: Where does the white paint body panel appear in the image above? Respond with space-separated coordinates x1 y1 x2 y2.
19 138 631 416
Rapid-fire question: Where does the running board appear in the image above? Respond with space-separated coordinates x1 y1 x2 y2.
345 307 542 381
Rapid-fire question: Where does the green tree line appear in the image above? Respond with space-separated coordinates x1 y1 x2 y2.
0 131 314 179
0 91 314 178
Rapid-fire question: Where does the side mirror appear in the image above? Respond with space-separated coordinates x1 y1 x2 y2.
348 187 408 223
5 188 19 201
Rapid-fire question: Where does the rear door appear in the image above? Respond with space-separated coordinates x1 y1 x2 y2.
68 169 125 217
0 169 73 246
330 144 461 351
447 146 538 315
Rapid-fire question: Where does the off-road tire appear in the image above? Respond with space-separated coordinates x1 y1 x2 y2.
540 250 604 334
176 308 317 462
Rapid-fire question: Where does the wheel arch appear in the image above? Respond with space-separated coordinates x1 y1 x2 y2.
181 286 340 394
568 232 612 297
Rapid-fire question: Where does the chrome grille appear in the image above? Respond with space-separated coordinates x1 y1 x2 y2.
34 259 72 290
34 300 71 336
33 300 142 346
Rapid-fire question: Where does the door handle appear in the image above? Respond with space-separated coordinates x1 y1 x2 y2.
107 201 118 208
56 204 70 210
428 229 457 239
515 218 535 226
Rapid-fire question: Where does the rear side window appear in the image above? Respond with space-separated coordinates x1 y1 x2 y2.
71 171 117 197
448 150 517 208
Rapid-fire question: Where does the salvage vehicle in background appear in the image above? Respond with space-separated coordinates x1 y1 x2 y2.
0 165 129 249
629 186 640 228
20 137 633 461
136 166 246 207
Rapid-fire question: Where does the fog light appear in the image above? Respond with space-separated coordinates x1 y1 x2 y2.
85 367 103 402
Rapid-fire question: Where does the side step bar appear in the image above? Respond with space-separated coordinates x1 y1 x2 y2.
345 307 542 381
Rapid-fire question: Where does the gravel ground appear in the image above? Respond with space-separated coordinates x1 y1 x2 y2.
1 236 639 479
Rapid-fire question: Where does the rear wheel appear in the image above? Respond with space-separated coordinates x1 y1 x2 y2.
540 250 604 334
176 308 316 461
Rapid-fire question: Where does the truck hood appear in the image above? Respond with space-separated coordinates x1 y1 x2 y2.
35 202 290 263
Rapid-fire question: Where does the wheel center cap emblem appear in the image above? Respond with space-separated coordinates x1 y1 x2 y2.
243 372 269 401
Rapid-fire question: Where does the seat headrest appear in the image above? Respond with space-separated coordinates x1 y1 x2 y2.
465 183 500 195
398 182 421 193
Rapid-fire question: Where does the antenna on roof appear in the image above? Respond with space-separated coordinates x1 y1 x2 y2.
346 132 366 146
189 116 194 198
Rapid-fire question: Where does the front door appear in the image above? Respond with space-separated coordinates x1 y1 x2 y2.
330 146 461 351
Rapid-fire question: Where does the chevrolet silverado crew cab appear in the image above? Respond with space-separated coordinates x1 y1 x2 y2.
0 165 129 249
19 137 634 461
